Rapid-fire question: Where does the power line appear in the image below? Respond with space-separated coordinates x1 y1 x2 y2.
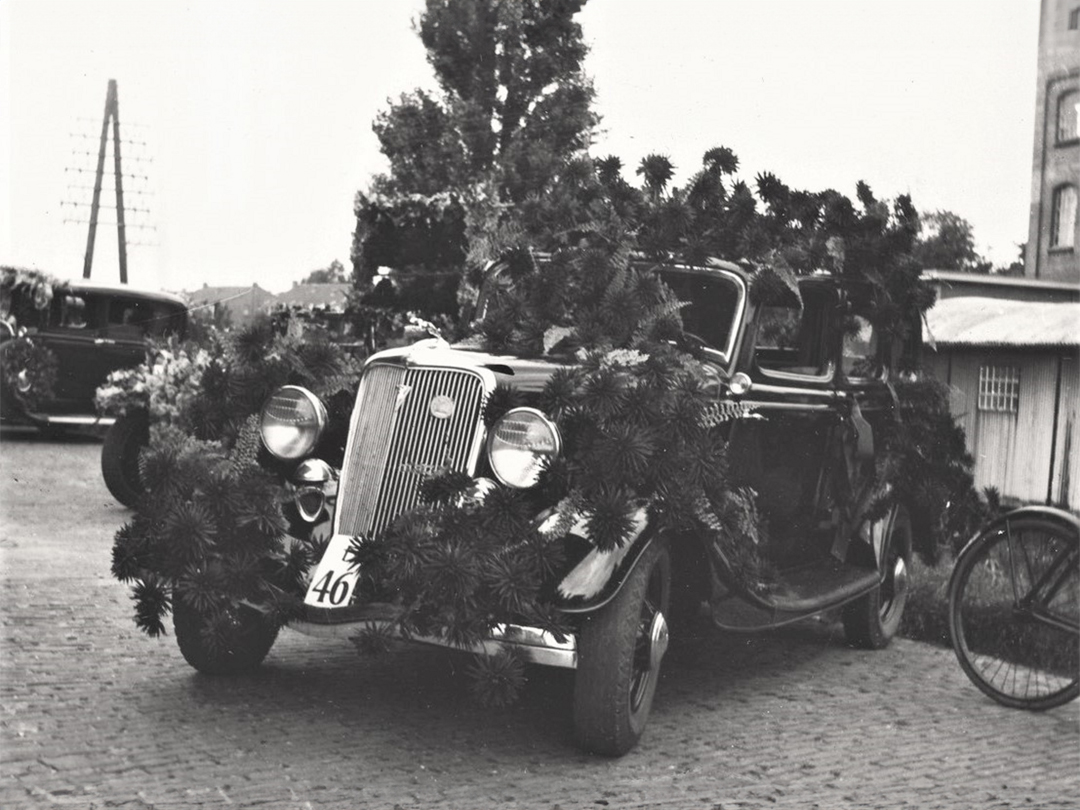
66 184 153 196
60 200 153 215
69 132 150 148
63 166 151 182
63 218 157 231
70 148 153 164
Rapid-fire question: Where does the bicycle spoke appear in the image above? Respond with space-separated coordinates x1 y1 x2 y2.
949 511 1079 710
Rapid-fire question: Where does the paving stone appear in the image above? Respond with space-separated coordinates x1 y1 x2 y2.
2 437 1078 809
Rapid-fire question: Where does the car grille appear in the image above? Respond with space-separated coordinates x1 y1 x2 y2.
334 363 487 538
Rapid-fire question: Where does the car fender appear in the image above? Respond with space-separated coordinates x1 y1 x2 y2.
554 521 662 615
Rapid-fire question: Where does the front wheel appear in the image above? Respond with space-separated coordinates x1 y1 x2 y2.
173 601 279 676
948 511 1079 710
101 410 149 507
842 504 912 649
573 538 671 756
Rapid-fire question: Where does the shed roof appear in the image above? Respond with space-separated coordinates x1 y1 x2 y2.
923 296 1080 348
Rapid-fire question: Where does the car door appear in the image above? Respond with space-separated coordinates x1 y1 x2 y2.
35 290 106 413
101 294 159 369
727 281 846 567
38 291 150 413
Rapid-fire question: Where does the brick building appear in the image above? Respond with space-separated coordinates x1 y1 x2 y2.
184 283 276 328
1025 0 1080 282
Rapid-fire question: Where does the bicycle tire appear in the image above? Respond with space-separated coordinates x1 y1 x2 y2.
948 509 1079 710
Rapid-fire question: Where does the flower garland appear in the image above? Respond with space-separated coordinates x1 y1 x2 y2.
1 336 59 412
96 337 212 424
1 266 67 411
1 265 62 316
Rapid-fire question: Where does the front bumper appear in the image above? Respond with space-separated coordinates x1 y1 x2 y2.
289 603 578 669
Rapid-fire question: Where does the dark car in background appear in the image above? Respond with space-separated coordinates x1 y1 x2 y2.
0 278 187 431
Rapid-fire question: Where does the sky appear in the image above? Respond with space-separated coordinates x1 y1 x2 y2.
1 0 1040 294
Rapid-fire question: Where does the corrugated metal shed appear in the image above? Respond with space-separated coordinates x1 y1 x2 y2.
924 296 1080 348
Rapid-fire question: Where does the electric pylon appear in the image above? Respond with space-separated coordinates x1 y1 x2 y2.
82 79 128 283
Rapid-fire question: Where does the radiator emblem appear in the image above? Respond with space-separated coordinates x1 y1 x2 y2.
429 394 455 420
394 384 413 414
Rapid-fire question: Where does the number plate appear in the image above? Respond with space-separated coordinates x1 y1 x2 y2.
304 533 361 607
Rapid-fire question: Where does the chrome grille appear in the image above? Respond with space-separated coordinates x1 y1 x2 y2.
335 364 487 538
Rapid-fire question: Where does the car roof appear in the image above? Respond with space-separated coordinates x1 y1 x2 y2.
62 279 187 308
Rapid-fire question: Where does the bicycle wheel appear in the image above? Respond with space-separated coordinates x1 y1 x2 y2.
948 509 1079 710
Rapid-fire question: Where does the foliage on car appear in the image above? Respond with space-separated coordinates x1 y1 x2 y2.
110 324 360 636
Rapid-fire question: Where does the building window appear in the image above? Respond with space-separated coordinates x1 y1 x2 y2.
1050 184 1078 249
978 365 1020 413
1057 90 1079 143
1070 6 1080 29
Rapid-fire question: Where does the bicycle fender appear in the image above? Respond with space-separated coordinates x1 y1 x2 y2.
956 506 1080 559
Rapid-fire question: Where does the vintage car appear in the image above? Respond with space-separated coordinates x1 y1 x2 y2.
0 275 186 489
173 258 913 756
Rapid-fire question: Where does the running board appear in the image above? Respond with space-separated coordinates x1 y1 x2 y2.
25 413 116 427
710 559 879 632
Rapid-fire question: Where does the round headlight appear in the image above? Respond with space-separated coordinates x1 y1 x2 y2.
486 408 561 489
260 385 327 460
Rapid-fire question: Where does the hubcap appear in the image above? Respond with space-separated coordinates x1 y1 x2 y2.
648 610 669 671
881 555 909 622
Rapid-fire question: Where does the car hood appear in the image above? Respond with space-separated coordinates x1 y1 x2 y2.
365 339 570 393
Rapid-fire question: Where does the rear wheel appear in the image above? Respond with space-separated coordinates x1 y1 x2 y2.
173 601 279 676
101 410 149 506
842 505 912 649
573 538 671 756
948 513 1079 710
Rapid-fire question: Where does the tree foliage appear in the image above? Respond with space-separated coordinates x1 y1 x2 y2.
301 259 348 285
913 209 981 272
351 0 598 295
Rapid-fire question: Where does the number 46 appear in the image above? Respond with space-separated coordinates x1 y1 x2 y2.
311 570 350 605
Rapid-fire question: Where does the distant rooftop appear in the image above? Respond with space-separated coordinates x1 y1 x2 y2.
922 270 1079 303
274 282 351 310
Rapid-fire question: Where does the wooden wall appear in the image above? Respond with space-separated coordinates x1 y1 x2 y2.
922 348 1080 508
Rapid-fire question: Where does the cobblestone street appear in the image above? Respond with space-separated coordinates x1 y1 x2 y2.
1 432 1078 809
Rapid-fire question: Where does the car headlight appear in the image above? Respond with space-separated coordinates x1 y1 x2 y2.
260 385 327 460
486 408 561 489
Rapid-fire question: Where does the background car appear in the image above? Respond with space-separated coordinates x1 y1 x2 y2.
1 276 187 432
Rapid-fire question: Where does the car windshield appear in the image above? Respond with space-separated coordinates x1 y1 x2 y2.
658 268 743 361
476 261 744 361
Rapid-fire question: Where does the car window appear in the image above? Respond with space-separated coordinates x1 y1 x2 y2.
148 303 187 338
106 298 154 340
658 270 741 359
49 293 90 330
105 297 186 339
841 314 880 378
754 288 833 377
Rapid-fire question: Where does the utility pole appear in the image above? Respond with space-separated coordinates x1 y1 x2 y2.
83 79 128 283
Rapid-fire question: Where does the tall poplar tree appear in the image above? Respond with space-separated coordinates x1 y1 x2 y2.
352 0 598 301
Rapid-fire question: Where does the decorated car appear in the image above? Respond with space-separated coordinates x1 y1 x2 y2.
1 267 187 434
155 251 920 756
